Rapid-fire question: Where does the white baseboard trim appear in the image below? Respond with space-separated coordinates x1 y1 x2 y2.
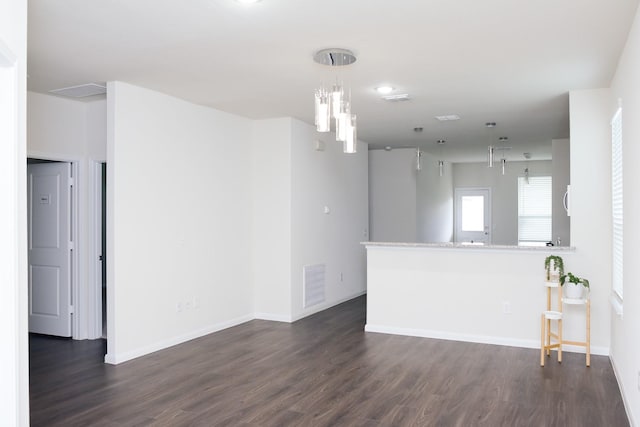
103 293 369 365
104 314 254 365
254 312 292 323
291 290 366 322
610 354 636 427
364 324 609 356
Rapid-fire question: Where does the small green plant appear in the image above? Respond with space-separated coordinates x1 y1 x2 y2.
560 272 590 289
544 255 565 281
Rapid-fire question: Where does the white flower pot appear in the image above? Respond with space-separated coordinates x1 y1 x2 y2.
564 282 584 299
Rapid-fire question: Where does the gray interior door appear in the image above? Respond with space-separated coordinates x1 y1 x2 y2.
28 162 72 337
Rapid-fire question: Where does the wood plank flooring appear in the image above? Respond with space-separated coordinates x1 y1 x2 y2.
30 296 629 426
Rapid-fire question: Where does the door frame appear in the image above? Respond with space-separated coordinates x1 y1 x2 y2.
90 160 105 339
27 153 82 338
454 187 492 244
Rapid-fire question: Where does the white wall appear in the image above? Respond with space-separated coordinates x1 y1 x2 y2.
251 118 292 320
610 4 640 424
106 81 254 363
568 88 613 374
27 92 107 339
416 152 453 243
552 139 570 246
369 149 417 242
290 119 368 320
0 0 28 424
453 160 552 245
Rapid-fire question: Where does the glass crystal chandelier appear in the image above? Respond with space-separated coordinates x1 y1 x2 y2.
313 48 358 153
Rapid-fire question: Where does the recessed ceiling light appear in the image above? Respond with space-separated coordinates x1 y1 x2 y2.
414 127 423 132
375 86 394 95
384 146 392 151
434 115 460 121
382 93 410 101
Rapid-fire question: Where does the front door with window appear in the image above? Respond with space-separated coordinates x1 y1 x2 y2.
455 188 491 244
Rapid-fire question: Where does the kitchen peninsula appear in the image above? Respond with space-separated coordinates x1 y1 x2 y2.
361 242 602 354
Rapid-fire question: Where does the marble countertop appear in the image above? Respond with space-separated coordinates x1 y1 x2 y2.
362 241 575 251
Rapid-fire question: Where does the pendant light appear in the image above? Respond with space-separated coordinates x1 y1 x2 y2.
415 149 422 171
498 137 509 175
486 122 496 167
313 48 358 153
437 139 446 177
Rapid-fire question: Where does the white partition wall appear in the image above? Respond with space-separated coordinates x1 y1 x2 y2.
106 82 255 364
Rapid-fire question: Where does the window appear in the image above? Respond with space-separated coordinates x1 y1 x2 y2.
518 176 552 245
612 108 623 300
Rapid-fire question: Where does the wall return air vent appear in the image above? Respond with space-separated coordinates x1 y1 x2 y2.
303 264 326 308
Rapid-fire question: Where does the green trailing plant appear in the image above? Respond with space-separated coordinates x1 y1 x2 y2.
544 255 565 281
560 272 590 289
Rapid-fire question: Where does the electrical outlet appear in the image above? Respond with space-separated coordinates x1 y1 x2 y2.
503 301 511 314
340 272 343 282
176 302 183 313
637 371 640 391
192 297 198 309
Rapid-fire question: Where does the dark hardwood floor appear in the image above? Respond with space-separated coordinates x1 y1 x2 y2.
30 296 629 426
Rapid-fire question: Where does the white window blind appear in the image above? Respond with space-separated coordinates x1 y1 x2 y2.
612 108 623 299
518 176 552 243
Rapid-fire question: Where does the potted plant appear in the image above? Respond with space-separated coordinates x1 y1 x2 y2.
560 272 590 299
544 255 564 281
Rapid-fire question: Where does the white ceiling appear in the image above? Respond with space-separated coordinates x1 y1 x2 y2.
27 0 639 162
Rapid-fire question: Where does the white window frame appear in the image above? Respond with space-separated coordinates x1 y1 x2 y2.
611 107 623 305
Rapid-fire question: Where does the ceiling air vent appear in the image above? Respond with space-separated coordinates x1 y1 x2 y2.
382 93 410 102
49 83 106 98
434 114 461 121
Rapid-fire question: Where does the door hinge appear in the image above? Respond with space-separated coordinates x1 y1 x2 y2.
69 305 74 314
69 177 74 187
69 241 75 250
